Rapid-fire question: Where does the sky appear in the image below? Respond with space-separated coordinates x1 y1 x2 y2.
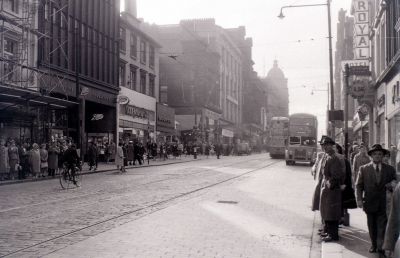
125 0 353 136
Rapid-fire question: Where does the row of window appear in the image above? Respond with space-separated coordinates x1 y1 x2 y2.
120 27 155 68
119 62 155 97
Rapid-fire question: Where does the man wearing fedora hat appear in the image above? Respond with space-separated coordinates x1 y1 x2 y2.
356 144 397 257
319 136 345 242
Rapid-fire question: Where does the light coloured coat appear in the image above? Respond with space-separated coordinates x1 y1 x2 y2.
115 146 124 167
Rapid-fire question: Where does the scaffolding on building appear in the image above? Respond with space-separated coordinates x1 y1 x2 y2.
0 0 73 143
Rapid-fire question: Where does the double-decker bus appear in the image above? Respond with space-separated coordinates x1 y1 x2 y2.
269 117 289 158
285 113 318 166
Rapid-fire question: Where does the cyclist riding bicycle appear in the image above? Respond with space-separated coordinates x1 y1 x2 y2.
63 144 80 185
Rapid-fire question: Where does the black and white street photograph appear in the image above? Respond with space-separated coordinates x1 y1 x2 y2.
0 0 400 257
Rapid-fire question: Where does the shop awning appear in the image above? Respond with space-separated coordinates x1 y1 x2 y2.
0 85 77 109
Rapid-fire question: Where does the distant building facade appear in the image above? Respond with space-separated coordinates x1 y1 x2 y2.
150 18 246 144
264 60 289 118
119 0 162 144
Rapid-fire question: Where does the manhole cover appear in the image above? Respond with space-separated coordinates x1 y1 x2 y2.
217 200 238 204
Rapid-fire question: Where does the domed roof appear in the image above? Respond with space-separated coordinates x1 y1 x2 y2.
267 60 285 78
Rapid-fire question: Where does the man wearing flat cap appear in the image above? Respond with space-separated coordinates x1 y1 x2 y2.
319 136 345 242
356 144 397 257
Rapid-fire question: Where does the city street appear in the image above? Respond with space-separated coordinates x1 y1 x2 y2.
0 154 322 258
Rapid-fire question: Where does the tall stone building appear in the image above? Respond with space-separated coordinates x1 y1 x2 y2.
150 18 245 144
264 60 289 118
334 8 355 144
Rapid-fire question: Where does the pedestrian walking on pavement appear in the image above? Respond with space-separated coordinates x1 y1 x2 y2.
319 136 344 242
87 142 97 171
0 138 9 181
29 143 41 178
18 142 29 180
8 140 19 180
127 141 134 165
356 144 397 256
39 144 48 177
352 144 371 188
48 142 59 177
383 182 400 258
335 144 357 226
115 142 125 172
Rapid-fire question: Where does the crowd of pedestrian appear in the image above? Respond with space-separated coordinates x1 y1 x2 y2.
311 136 399 258
0 137 75 181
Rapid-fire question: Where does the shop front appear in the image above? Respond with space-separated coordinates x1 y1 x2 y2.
156 103 175 143
0 85 77 144
119 103 156 144
386 74 400 150
83 86 117 160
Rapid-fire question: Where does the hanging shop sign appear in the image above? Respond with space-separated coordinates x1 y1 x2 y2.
349 77 370 99
353 0 370 60
221 129 234 138
117 95 129 105
80 86 90 96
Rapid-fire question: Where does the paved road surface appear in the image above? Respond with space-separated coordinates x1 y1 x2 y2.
0 154 319 258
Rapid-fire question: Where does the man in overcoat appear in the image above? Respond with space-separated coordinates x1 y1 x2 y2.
356 144 397 257
319 136 344 242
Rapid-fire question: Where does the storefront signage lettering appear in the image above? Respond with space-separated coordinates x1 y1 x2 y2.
125 105 149 119
353 0 370 60
156 103 175 130
350 78 369 99
377 94 385 108
91 114 104 121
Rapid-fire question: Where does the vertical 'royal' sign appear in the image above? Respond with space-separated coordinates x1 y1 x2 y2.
353 0 369 60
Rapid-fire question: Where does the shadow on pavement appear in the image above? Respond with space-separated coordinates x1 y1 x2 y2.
339 226 376 258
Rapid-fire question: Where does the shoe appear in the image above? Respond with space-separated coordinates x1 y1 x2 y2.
378 250 386 257
319 233 329 237
321 235 339 242
368 246 377 253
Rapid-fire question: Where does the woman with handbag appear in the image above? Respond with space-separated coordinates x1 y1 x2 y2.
39 144 48 177
8 140 19 180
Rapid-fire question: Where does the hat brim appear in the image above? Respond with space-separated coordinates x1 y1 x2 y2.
367 148 389 156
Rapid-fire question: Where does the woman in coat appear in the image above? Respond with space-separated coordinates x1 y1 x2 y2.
48 142 59 177
0 139 9 181
319 137 345 242
29 143 41 178
8 140 19 180
39 144 48 177
115 142 125 172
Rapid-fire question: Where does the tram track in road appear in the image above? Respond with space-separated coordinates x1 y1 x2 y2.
0 156 269 214
1 158 282 258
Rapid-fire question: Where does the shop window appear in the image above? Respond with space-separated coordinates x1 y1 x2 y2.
120 28 126 53
130 33 137 59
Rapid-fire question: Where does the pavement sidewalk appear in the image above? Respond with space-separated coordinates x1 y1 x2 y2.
0 155 205 186
321 209 376 258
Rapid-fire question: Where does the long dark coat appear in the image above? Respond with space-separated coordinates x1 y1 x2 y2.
320 152 344 221
311 152 325 211
383 183 400 252
342 159 357 209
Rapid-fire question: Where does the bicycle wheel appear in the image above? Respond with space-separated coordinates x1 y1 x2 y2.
74 169 82 187
59 169 71 189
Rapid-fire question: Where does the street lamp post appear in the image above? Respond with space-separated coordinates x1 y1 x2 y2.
278 0 335 139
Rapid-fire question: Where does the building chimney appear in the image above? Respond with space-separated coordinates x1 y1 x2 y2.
125 0 137 18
